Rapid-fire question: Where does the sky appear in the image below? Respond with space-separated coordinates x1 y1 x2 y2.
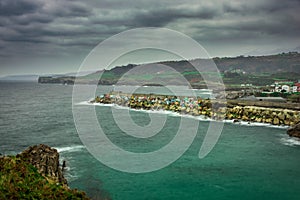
0 0 300 76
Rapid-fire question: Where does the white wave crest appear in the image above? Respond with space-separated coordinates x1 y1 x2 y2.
78 102 291 129
55 145 86 153
76 101 91 105
232 120 289 129
280 137 300 146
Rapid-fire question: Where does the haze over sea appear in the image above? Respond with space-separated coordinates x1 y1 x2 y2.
1 82 300 200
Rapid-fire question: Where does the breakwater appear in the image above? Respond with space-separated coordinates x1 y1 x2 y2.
91 93 300 126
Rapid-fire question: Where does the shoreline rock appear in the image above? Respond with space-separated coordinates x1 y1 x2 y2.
287 122 300 138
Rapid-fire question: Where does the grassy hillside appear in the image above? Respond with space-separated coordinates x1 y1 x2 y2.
38 52 300 87
213 52 300 73
81 52 300 86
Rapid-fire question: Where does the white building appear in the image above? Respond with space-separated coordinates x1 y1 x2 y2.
281 85 290 92
292 86 298 93
275 86 281 92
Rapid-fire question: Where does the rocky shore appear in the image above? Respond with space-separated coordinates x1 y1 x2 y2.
287 122 300 138
0 144 90 199
91 93 300 127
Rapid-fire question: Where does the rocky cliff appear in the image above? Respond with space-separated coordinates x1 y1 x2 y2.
17 144 67 185
0 144 90 199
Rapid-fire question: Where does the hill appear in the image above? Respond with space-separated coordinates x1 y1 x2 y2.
38 52 300 87
213 52 300 73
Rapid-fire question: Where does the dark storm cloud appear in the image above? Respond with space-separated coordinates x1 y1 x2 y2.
1 0 299 48
0 0 40 16
0 0 96 47
132 6 220 27
13 14 53 25
0 0 300 75
89 5 220 28
223 0 300 14
184 0 300 42
48 2 92 18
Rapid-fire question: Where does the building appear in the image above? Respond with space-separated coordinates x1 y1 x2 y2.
295 83 300 92
274 86 282 92
272 81 300 93
292 86 298 93
281 85 290 92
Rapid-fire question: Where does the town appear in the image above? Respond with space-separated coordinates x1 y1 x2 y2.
237 80 300 103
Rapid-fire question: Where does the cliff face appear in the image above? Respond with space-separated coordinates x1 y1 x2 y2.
18 144 67 185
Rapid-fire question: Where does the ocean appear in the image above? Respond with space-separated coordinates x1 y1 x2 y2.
0 82 300 200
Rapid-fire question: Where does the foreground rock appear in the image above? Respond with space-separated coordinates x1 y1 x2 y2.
287 122 300 138
17 144 67 185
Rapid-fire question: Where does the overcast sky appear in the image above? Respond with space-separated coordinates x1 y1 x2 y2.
0 0 300 76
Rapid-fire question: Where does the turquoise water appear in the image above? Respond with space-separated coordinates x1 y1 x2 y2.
1 82 300 200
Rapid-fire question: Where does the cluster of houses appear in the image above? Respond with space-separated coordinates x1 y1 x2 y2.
271 81 300 93
239 80 300 94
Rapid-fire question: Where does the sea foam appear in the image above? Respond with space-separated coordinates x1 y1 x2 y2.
280 137 300 146
55 145 86 153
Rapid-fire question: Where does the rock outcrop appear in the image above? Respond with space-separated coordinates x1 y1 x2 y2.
287 122 300 138
0 147 90 199
17 144 67 185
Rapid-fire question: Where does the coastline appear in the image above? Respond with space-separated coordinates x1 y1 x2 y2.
88 93 300 127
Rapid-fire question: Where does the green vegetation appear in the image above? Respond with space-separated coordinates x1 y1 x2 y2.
0 156 89 200
222 71 300 86
38 52 300 87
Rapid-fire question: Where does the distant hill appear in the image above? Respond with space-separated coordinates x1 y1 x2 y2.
213 52 300 73
38 52 300 87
